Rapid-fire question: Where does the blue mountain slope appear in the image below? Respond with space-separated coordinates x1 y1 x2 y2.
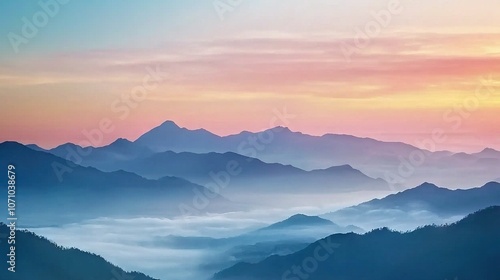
0 141 236 226
322 182 500 230
155 214 363 273
31 120 500 188
0 223 158 280
213 206 500 280
34 141 390 193
98 120 500 188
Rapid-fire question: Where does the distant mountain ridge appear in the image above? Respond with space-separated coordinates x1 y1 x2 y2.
135 120 222 153
107 151 389 194
0 141 237 226
334 181 500 215
31 120 499 188
154 213 363 273
47 138 155 169
322 181 500 231
252 214 364 237
29 142 390 195
262 214 334 230
158 214 363 251
472 147 500 158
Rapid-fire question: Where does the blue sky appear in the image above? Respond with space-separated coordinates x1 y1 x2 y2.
0 0 213 55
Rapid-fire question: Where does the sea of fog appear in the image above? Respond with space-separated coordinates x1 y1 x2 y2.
25 191 463 280
28 207 328 280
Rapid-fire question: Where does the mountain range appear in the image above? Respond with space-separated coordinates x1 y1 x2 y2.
8 137 500 230
213 206 500 280
153 214 363 275
135 121 500 188
39 140 389 194
322 181 500 231
0 141 237 226
159 214 362 249
34 120 500 188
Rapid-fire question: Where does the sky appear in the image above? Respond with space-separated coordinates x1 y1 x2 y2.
0 0 499 152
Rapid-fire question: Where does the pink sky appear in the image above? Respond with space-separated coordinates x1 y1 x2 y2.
1 1 499 152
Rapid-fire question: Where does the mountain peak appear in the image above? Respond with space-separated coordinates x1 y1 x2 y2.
265 214 334 230
482 181 500 188
479 147 499 154
26 144 46 152
159 120 180 128
288 213 313 220
400 182 444 196
313 164 358 174
416 182 440 189
110 137 132 145
106 138 134 149
0 141 26 150
270 126 292 133
330 164 355 171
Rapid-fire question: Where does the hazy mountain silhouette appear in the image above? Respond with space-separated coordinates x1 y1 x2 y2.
132 121 422 168
322 181 500 230
46 138 155 172
262 214 334 230
159 214 363 249
32 138 389 195
0 223 157 280
26 143 45 152
472 147 500 158
158 214 359 250
118 151 388 194
213 206 500 280
30 121 500 188
0 141 236 226
155 214 362 274
130 121 500 188
256 214 363 235
134 120 222 153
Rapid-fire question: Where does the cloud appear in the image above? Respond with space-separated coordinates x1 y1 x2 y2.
3 32 500 98
28 207 330 279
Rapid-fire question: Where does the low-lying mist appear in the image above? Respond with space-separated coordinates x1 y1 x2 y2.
26 201 463 280
27 207 325 280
